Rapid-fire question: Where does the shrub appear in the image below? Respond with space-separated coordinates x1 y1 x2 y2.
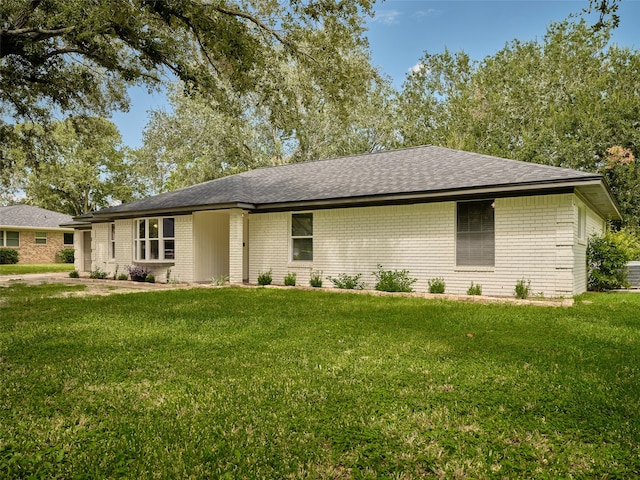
373 264 417 293
467 282 482 296
145 274 155 283
284 272 297 286
0 248 19 264
89 268 108 279
69 270 80 278
125 264 149 282
117 273 128 281
212 274 229 286
428 277 446 294
588 232 631 291
56 248 75 263
514 278 532 299
327 273 365 290
257 269 272 286
309 270 323 288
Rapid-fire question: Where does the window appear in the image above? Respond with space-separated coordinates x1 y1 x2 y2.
456 200 495 266
291 213 313 261
134 217 175 261
64 233 74 245
577 205 586 241
35 232 47 245
0 230 19 247
109 223 116 259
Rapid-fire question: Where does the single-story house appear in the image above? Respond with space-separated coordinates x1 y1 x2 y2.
73 145 620 297
0 205 74 263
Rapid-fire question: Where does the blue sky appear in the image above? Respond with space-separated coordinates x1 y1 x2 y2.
110 0 640 148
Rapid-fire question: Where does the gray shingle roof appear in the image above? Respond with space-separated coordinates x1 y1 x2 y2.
0 205 73 229
93 145 614 217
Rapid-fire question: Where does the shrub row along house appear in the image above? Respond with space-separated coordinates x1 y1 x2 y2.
0 205 74 263
70 146 620 297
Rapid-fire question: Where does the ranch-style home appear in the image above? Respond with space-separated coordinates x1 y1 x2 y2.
0 205 74 263
73 145 620 297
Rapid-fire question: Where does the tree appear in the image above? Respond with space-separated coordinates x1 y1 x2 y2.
0 1 375 151
21 117 137 216
397 20 640 227
136 51 398 193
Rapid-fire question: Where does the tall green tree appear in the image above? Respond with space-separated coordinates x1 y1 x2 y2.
0 1 375 142
136 52 397 193
397 20 640 226
22 117 137 216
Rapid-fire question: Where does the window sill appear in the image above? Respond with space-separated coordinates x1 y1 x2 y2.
133 260 176 266
287 261 314 268
454 266 495 272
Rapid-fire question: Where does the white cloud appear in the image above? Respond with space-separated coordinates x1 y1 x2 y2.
409 62 424 74
413 9 442 20
372 9 401 25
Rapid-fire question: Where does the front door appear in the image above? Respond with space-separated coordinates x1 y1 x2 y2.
83 231 92 272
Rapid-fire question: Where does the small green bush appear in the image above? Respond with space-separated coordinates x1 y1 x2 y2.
467 282 482 296
56 248 75 263
89 268 108 279
145 274 155 283
327 272 365 290
373 264 416 293
69 270 80 278
284 272 297 286
257 269 272 286
428 277 446 294
117 273 128 280
588 232 632 291
0 248 19 264
212 274 229 286
514 278 531 299
309 270 323 288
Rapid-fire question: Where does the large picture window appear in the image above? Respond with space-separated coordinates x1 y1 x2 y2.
457 200 495 266
134 217 175 261
0 231 19 247
291 213 313 261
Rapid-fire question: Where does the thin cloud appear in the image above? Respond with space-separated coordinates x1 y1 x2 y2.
413 9 443 20
372 9 402 25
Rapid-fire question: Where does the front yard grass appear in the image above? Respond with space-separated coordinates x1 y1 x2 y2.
1 285 639 478
0 263 75 275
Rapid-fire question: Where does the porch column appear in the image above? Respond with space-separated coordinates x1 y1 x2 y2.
229 208 244 284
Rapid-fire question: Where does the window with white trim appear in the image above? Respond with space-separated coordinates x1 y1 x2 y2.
35 231 47 245
0 230 19 247
291 213 313 261
134 217 175 261
577 205 586 241
109 223 116 259
456 200 495 266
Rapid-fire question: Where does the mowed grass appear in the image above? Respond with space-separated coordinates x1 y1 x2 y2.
0 263 75 275
1 285 639 479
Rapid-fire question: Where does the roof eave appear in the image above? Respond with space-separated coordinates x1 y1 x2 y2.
254 178 612 213
89 202 256 221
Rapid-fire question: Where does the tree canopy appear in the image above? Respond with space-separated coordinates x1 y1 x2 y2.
16 117 137 216
397 20 640 227
0 0 375 169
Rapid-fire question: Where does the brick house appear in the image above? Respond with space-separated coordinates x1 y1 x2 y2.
73 146 620 297
0 205 74 263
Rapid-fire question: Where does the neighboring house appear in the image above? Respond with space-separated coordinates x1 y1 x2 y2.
73 146 620 297
0 205 74 263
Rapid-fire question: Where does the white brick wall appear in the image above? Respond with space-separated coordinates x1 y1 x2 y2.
229 209 244 283
249 193 600 297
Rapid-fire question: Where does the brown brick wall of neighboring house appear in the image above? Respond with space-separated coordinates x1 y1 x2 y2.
9 230 70 263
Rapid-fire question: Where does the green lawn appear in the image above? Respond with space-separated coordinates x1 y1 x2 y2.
0 263 75 275
1 285 639 478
